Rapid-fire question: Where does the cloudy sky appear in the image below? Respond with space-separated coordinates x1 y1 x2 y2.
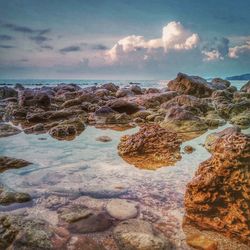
0 0 250 79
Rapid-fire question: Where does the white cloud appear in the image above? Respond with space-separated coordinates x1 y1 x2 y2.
107 21 199 62
202 49 224 61
228 40 250 58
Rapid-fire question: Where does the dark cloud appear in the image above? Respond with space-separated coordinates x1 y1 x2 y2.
91 44 108 50
59 45 81 53
0 45 15 49
1 21 50 35
0 34 13 41
40 44 53 50
202 37 229 56
30 35 51 44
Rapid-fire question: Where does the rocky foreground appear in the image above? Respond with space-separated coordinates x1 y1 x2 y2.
0 73 250 249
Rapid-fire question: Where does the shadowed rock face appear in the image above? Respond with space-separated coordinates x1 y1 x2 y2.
168 73 213 98
118 124 182 169
185 129 250 244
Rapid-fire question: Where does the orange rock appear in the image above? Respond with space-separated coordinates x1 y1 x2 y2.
118 124 182 169
185 129 250 244
187 234 218 250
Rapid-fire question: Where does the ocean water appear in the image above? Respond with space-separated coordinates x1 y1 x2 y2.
0 78 247 90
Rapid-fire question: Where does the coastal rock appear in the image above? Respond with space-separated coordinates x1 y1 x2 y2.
116 88 134 98
106 199 138 220
204 127 241 153
49 117 85 140
185 130 250 244
230 110 250 128
19 89 51 108
0 156 31 172
203 111 226 127
107 99 140 115
0 86 18 100
161 95 210 114
241 81 250 93
101 82 119 92
211 78 230 90
118 124 182 169
0 123 21 137
168 73 213 98
161 106 208 134
113 219 170 250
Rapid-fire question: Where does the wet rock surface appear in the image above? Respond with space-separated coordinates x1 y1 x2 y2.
118 124 182 169
0 156 31 173
185 128 250 244
0 123 21 137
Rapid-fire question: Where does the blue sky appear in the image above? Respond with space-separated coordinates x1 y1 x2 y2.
0 0 250 79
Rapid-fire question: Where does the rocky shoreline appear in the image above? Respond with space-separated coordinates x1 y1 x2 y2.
0 73 249 249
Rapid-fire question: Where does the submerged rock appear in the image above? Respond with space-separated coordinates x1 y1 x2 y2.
186 234 218 250
0 123 21 137
113 219 171 250
168 73 213 98
96 135 112 142
185 129 250 244
118 124 182 169
106 199 138 220
0 189 31 205
0 156 31 172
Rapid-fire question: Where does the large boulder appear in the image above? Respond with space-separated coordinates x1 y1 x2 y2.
185 129 250 244
211 78 231 90
118 124 182 169
168 73 213 98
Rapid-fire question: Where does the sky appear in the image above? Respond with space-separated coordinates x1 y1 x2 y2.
0 0 250 80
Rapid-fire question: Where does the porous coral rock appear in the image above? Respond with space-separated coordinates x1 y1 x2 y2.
185 130 250 244
118 124 182 169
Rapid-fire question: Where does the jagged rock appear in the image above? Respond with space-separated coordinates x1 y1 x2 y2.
161 106 208 134
230 110 250 128
66 236 106 250
106 199 138 220
0 156 31 172
185 129 250 244
101 83 119 92
113 219 171 250
168 73 213 98
118 124 182 169
203 111 226 127
0 123 21 137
